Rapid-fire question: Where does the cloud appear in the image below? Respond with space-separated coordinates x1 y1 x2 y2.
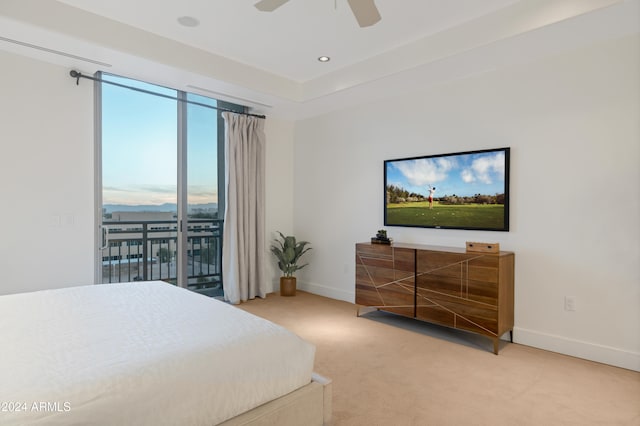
104 184 218 205
395 157 454 186
137 185 176 194
187 186 218 204
103 186 136 193
103 184 177 205
461 152 505 185
461 169 475 183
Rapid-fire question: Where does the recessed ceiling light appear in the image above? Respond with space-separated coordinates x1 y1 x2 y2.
318 56 331 62
177 16 200 27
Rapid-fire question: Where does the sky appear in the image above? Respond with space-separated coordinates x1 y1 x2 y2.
385 150 507 197
101 74 219 207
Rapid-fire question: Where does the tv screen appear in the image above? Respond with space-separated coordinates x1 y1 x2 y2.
384 147 510 231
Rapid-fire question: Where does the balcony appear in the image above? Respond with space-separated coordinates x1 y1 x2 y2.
101 219 223 297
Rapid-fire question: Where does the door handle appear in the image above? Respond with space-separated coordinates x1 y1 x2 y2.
99 225 108 250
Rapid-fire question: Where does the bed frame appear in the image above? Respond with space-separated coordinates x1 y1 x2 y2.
220 373 332 425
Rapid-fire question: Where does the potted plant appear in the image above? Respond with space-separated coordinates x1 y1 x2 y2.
270 231 312 297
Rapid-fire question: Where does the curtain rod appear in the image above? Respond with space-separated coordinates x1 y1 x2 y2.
69 70 266 119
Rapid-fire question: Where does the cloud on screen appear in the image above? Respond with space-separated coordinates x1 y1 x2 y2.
395 157 455 186
461 152 505 185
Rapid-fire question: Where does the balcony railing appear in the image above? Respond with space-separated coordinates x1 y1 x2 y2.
101 219 223 297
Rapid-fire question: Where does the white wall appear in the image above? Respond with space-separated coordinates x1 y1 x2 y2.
292 35 640 371
264 117 295 292
0 50 95 295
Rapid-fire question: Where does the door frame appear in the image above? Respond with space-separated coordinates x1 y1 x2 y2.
94 72 190 287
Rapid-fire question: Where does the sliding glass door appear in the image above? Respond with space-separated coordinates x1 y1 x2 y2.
96 73 240 296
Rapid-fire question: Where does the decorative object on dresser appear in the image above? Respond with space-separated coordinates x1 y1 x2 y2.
466 241 500 253
271 232 312 297
371 229 392 244
355 242 514 354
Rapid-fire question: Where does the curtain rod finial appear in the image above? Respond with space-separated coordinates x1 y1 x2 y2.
69 70 81 85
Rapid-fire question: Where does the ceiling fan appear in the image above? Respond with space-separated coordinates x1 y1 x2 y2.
254 0 381 28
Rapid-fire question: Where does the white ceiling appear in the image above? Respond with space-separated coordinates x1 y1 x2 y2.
1 0 638 119
55 0 521 83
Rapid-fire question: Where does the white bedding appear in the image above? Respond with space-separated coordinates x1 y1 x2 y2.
0 281 315 425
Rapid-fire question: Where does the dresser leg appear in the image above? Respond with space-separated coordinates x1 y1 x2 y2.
493 338 500 355
356 306 379 317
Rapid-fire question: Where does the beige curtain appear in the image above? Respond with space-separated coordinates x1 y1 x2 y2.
221 112 266 304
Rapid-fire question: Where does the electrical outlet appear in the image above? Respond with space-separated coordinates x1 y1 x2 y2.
564 296 576 312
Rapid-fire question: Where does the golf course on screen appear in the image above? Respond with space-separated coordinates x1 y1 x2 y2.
385 201 505 229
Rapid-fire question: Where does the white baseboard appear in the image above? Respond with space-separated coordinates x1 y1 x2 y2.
514 327 640 372
297 281 354 304
294 284 639 372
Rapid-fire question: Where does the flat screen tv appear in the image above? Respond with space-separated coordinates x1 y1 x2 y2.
384 147 510 231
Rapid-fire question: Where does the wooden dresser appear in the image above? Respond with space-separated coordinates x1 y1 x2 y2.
355 242 514 354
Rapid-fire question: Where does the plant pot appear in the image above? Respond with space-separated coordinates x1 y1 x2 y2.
280 276 296 297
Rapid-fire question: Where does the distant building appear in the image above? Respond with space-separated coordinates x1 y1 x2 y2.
102 211 178 269
101 211 221 290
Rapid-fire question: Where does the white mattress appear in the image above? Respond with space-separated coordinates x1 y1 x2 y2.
0 281 315 425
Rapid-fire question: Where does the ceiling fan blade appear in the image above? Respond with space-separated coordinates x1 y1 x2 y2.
346 0 381 27
254 0 291 12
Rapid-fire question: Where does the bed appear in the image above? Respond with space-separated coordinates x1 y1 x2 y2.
0 281 331 425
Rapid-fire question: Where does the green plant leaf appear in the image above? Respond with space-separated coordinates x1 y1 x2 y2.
270 231 312 277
